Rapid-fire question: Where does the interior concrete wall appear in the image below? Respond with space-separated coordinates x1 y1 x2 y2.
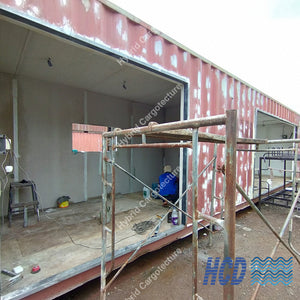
164 105 180 173
0 72 13 216
0 73 173 211
18 75 84 209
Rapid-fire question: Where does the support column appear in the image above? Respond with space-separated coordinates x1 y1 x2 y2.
12 79 19 205
224 110 237 300
12 79 19 183
100 137 108 300
192 128 199 299
83 91 88 201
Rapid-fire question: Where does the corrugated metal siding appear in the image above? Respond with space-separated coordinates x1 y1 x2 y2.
1 0 300 215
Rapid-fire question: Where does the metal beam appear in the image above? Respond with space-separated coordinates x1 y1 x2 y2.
103 114 227 138
114 142 192 149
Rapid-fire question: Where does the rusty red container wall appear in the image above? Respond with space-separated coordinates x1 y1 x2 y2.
72 132 103 152
1 0 300 216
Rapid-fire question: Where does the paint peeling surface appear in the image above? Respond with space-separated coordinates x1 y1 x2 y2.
1 0 300 217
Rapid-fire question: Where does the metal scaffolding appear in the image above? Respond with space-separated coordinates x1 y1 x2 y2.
99 110 300 300
100 110 236 300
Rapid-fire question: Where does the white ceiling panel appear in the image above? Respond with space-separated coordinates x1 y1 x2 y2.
0 18 180 107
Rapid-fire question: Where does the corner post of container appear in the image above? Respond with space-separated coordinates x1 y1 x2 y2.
192 128 199 299
100 136 108 300
224 110 237 300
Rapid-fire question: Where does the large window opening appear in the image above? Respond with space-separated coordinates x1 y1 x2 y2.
72 123 108 153
253 111 296 198
0 15 188 298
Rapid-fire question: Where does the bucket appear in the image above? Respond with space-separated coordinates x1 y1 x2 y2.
151 183 160 199
143 187 150 199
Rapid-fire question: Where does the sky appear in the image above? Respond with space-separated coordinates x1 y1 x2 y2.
110 0 300 114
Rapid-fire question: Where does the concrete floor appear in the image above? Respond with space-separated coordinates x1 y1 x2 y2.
0 193 174 298
58 204 300 300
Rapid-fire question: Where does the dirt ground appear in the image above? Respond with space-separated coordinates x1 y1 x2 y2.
57 204 300 300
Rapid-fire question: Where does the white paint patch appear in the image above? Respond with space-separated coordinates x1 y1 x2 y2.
242 108 245 117
214 200 218 210
15 0 23 6
229 83 234 98
207 92 210 103
252 90 256 106
183 52 188 62
206 76 211 89
62 16 73 35
237 82 241 100
206 110 210 116
94 1 100 19
198 71 201 88
237 194 242 204
154 40 162 56
218 177 222 183
196 104 200 115
171 54 177 68
142 48 147 54
194 89 197 99
28 5 39 16
222 78 227 99
203 145 207 153
248 89 251 101
60 0 68 6
116 19 122 36
122 31 128 42
198 89 201 100
242 90 246 103
81 0 91 12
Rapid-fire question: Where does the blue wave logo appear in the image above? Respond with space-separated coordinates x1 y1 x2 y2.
250 257 293 286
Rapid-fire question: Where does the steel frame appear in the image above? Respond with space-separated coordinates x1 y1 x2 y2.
100 111 300 300
100 111 237 300
258 149 300 209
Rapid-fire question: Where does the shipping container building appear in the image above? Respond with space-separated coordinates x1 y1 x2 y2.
0 0 299 299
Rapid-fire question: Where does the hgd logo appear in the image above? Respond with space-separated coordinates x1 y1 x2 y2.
203 256 293 286
203 257 247 285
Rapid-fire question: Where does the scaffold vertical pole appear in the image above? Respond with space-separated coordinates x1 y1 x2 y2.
100 136 108 300
192 128 199 299
224 110 237 300
111 137 116 272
